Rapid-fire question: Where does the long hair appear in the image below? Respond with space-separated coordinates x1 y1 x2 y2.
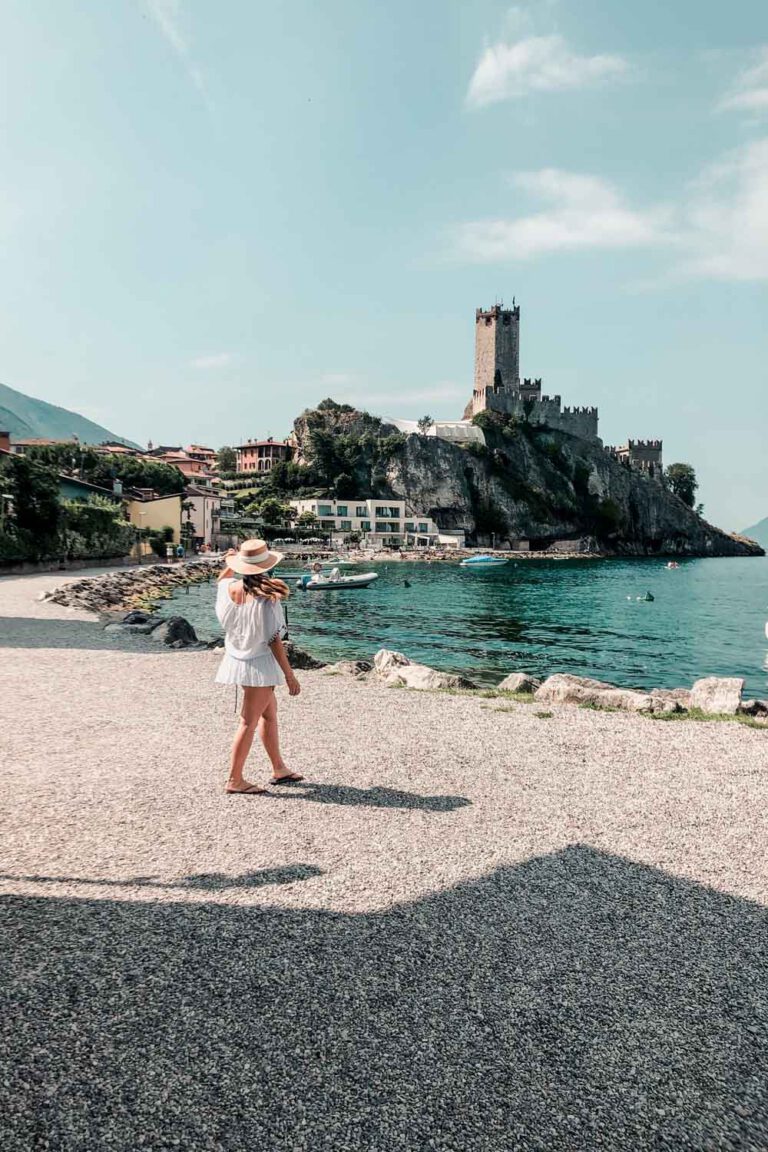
242 572 289 601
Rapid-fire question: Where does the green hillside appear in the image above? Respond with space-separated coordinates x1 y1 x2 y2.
0 380 138 448
741 517 768 549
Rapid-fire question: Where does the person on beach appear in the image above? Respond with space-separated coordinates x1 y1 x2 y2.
215 540 304 795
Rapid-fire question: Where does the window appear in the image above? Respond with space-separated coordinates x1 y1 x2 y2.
355 506 367 518
374 506 401 518
405 522 415 531
418 522 429 533
318 505 333 516
320 520 335 530
361 520 371 532
340 520 351 530
336 506 348 517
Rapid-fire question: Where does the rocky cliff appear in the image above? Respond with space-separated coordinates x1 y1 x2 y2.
293 402 763 557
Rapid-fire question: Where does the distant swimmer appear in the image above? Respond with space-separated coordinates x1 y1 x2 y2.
403 579 412 588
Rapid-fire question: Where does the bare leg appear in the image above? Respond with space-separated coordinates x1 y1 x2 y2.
257 691 285 773
258 691 304 782
228 687 273 792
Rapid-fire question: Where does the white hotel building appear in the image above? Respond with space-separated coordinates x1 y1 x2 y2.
289 498 456 547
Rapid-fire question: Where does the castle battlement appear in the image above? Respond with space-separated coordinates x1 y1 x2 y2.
627 439 663 450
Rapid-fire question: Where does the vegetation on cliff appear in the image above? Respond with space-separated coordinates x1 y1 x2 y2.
262 400 762 558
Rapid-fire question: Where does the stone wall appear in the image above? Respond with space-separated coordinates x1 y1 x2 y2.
483 391 600 441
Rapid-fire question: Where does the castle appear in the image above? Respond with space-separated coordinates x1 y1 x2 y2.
462 301 663 474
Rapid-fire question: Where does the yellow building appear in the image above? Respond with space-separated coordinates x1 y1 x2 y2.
127 494 182 545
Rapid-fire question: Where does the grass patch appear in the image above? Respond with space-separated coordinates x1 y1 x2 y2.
579 700 621 713
645 708 766 729
534 710 554 719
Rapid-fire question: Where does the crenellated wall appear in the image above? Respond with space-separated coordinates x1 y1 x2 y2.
479 389 600 441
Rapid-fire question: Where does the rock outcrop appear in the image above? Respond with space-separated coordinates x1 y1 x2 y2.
689 677 745 716
292 401 764 557
373 649 477 691
534 673 681 714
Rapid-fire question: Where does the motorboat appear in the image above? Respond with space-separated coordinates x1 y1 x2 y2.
297 570 378 591
460 555 509 569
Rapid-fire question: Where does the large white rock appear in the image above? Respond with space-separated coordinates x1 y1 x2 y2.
372 649 476 691
534 673 679 714
689 677 744 715
373 649 411 673
497 672 542 695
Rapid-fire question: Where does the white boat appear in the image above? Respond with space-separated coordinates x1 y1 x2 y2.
460 554 509 569
297 572 378 591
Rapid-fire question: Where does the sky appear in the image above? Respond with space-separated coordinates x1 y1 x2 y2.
0 0 766 531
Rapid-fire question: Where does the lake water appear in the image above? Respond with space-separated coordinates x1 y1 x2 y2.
171 556 768 697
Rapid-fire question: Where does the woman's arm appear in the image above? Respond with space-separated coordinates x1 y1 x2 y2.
217 548 238 581
269 636 300 696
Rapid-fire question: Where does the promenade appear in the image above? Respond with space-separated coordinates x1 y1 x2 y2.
1 571 767 1150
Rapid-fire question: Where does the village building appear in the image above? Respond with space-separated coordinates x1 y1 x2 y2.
126 492 182 545
235 437 293 473
289 497 461 548
183 485 222 549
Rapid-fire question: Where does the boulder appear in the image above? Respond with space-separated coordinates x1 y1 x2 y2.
149 616 198 647
534 673 680 714
373 649 411 674
122 610 152 624
326 660 374 678
283 641 326 670
497 672 541 695
650 687 693 711
738 699 768 718
372 649 477 691
689 677 744 716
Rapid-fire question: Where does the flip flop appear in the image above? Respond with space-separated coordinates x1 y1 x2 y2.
226 784 268 795
270 772 305 785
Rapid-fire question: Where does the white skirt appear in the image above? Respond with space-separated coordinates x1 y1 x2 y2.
215 652 286 688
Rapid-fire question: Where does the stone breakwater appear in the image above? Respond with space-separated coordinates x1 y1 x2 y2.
331 649 768 723
46 560 219 615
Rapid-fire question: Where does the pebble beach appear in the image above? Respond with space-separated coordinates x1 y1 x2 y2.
1 568 767 1150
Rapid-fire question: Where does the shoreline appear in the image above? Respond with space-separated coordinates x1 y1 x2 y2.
34 564 768 724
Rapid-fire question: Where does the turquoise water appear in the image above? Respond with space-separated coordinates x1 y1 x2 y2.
172 557 768 697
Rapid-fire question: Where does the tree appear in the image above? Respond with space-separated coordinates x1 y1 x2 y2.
666 463 698 508
259 497 294 526
0 453 61 560
217 446 237 472
417 415 434 437
297 511 317 526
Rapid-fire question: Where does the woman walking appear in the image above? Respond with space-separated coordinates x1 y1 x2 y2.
215 540 304 795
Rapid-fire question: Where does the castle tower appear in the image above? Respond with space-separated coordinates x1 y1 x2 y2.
474 302 520 396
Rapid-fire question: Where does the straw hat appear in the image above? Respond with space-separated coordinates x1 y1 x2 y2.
227 538 284 576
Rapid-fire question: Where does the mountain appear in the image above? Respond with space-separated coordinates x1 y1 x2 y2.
0 380 138 448
291 401 764 558
741 517 768 550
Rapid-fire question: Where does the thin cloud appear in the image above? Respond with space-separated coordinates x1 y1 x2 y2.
717 47 768 115
682 138 768 281
467 34 628 108
454 140 768 282
342 384 468 407
457 169 670 261
320 372 357 386
190 353 235 370
144 0 211 108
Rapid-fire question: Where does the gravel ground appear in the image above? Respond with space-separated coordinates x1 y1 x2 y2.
1 570 767 1151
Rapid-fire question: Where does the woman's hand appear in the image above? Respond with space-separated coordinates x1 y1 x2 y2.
286 673 301 697
219 548 237 580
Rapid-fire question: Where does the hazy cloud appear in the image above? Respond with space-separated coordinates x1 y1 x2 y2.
682 138 768 280
455 140 768 282
145 0 211 108
467 33 628 108
717 47 768 115
190 353 235 369
457 169 670 260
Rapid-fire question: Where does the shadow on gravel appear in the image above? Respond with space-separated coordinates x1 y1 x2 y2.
2 845 767 1151
0 866 323 892
268 781 472 811
0 617 164 652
